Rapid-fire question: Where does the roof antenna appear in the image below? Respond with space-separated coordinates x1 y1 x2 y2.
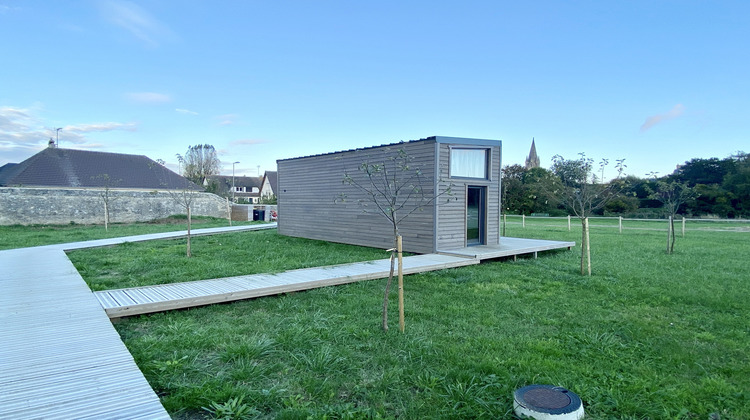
55 128 62 147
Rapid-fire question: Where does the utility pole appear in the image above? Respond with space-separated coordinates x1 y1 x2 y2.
232 161 240 202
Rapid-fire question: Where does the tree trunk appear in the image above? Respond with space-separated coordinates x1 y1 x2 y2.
397 235 405 333
186 205 192 258
670 215 676 254
667 216 672 254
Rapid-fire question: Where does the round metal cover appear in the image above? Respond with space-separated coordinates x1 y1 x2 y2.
514 384 584 419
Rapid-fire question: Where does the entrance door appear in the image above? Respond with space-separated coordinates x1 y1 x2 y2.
467 186 486 246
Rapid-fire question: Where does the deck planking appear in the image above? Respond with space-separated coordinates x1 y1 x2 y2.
1 223 276 419
94 253 481 318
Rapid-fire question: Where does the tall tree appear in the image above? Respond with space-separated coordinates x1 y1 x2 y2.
551 153 626 275
340 147 452 332
179 144 221 185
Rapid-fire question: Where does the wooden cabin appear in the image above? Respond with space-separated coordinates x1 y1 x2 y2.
277 136 502 254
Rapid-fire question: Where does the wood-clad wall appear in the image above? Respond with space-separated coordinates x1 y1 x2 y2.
278 140 438 253
435 143 502 250
278 137 502 254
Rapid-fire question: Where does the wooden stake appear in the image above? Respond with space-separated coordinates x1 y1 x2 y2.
585 217 591 276
568 215 571 231
104 201 109 231
397 235 405 333
682 216 686 238
619 216 622 234
226 197 232 226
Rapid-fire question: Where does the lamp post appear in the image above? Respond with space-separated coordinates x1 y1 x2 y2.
232 161 240 202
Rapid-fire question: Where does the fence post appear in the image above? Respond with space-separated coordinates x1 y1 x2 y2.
568 215 571 231
619 216 623 234
682 216 686 237
522 214 525 228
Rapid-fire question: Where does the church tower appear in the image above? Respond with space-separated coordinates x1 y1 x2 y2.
525 138 540 169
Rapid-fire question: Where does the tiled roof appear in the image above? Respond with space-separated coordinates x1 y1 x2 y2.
264 171 278 195
0 147 201 190
205 175 263 189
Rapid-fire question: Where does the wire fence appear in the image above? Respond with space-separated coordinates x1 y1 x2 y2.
502 214 750 235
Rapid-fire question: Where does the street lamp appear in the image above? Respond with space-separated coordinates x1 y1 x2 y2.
232 161 240 202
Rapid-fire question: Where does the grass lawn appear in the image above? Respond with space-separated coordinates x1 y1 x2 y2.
0 216 259 251
17 223 750 418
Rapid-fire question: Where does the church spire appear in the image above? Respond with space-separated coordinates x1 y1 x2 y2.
525 138 540 169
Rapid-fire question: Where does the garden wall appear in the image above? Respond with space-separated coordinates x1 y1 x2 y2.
0 187 230 225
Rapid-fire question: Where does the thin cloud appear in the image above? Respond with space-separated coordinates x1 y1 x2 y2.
215 114 239 126
0 105 137 161
97 0 174 47
640 104 685 133
125 92 171 104
230 139 268 147
63 122 137 133
176 108 199 115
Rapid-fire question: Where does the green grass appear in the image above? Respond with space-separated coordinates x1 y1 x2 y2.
67 229 389 291
0 216 258 251
9 223 750 418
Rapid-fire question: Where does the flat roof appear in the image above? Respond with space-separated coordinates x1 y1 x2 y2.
277 136 501 163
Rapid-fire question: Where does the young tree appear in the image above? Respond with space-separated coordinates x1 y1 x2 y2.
180 144 221 185
91 174 121 231
648 180 696 254
167 180 200 257
551 153 626 275
340 148 452 332
165 157 204 257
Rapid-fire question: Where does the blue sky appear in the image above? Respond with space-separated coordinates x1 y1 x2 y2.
1 1 747 179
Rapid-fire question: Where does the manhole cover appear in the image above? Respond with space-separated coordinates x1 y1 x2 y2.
514 384 584 419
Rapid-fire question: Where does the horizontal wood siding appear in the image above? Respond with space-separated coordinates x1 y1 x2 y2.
278 140 437 253
436 143 502 250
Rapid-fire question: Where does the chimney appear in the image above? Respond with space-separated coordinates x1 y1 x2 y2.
48 138 56 148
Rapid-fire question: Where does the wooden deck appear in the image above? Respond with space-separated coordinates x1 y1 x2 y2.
438 236 576 260
94 253 480 318
0 223 274 419
0 247 170 419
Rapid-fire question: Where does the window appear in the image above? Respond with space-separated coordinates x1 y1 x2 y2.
234 186 245 192
450 148 489 179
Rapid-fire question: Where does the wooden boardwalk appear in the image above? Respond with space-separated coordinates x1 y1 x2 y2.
0 246 170 419
0 223 274 419
439 237 576 260
94 253 480 318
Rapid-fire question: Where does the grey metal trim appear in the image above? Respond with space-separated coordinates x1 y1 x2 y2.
435 136 501 147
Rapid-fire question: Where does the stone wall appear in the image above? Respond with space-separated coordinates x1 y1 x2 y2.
0 187 230 225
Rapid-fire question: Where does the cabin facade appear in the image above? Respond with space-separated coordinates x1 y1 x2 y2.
277 136 502 254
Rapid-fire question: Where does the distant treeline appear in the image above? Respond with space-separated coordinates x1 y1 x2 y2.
502 152 749 218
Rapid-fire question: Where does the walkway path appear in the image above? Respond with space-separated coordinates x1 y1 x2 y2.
0 223 274 419
94 253 479 318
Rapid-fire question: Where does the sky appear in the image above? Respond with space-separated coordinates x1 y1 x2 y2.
1 1 748 179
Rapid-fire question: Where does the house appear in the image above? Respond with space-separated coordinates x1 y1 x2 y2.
259 171 278 201
204 175 263 203
0 145 229 225
0 146 200 190
277 136 502 254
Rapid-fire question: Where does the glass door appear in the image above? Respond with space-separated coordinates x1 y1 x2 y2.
467 186 486 246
